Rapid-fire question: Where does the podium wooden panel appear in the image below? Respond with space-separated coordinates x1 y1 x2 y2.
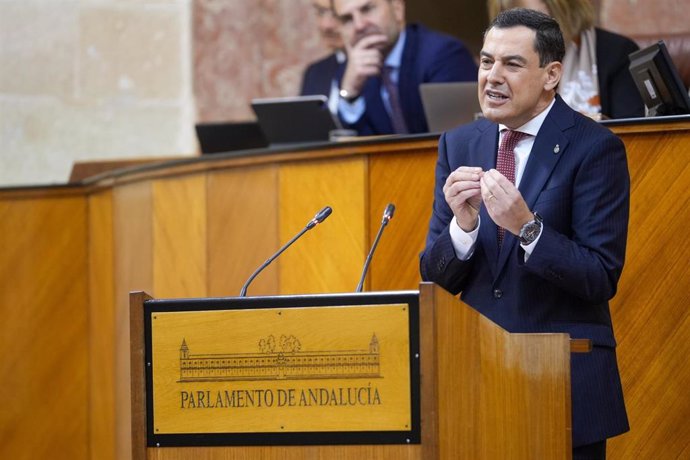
130 283 572 459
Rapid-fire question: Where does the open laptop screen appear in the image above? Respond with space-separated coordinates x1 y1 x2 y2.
251 95 342 146
420 82 482 132
195 121 268 154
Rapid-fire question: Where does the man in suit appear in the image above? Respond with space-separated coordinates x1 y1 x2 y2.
300 0 345 115
420 8 629 459
332 0 477 135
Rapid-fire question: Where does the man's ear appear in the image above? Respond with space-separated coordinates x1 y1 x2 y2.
391 0 405 24
544 61 562 91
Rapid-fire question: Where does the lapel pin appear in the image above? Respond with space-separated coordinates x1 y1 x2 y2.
553 144 560 154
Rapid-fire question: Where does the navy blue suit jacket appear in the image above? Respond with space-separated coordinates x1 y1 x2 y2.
420 96 630 447
300 53 339 98
341 24 477 135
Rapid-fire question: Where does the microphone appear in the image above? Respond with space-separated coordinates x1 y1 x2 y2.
356 203 395 293
239 206 332 297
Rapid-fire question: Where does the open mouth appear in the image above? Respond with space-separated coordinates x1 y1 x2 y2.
486 89 509 101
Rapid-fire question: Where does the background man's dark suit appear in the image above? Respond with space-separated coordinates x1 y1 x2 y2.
300 53 339 97
420 95 630 447
595 27 645 119
340 23 477 135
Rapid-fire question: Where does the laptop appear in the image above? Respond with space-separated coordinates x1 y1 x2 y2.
420 82 483 132
195 121 268 154
251 95 342 146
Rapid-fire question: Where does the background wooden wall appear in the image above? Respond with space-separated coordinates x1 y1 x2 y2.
0 191 89 459
606 123 690 458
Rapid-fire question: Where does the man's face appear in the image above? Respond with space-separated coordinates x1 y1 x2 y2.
478 26 561 128
332 0 404 53
312 0 343 52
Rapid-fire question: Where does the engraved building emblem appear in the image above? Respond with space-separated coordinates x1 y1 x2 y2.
179 334 381 382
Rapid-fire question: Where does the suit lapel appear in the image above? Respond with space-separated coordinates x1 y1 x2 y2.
472 122 501 277
398 25 416 130
317 55 339 96
364 78 394 134
519 119 570 209
495 97 574 276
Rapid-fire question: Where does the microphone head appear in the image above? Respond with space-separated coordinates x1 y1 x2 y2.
315 206 333 223
382 203 395 224
306 206 333 229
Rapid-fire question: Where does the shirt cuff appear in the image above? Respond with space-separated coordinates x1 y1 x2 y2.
338 96 365 124
449 215 479 261
520 224 542 262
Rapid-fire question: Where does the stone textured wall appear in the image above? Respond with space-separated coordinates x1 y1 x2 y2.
0 0 195 186
193 0 326 122
600 0 688 34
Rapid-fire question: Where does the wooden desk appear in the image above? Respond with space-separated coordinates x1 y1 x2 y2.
1 119 688 459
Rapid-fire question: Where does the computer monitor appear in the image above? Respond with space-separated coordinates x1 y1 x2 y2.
628 41 690 116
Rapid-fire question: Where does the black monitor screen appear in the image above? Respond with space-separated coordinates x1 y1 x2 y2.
628 41 690 116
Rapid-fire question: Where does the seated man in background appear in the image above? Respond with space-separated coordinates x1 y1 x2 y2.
488 0 645 119
333 0 478 135
300 0 346 115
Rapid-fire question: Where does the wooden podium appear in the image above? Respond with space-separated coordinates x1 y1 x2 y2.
130 283 580 459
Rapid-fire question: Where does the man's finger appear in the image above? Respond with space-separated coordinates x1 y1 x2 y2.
354 33 388 49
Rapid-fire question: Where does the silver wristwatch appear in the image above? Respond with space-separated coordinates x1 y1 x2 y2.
339 88 359 103
518 212 543 245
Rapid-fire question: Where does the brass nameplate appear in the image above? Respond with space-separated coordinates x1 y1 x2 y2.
150 304 412 435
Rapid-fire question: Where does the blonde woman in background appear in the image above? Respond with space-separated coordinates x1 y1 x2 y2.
488 0 645 119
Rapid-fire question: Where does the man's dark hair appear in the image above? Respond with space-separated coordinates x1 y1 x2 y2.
487 7 565 67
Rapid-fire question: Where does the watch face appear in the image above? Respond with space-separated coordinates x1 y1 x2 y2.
520 222 540 244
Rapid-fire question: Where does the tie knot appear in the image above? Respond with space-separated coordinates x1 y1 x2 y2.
499 130 529 152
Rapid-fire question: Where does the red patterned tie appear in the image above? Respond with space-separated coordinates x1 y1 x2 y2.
496 129 529 246
382 66 408 134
